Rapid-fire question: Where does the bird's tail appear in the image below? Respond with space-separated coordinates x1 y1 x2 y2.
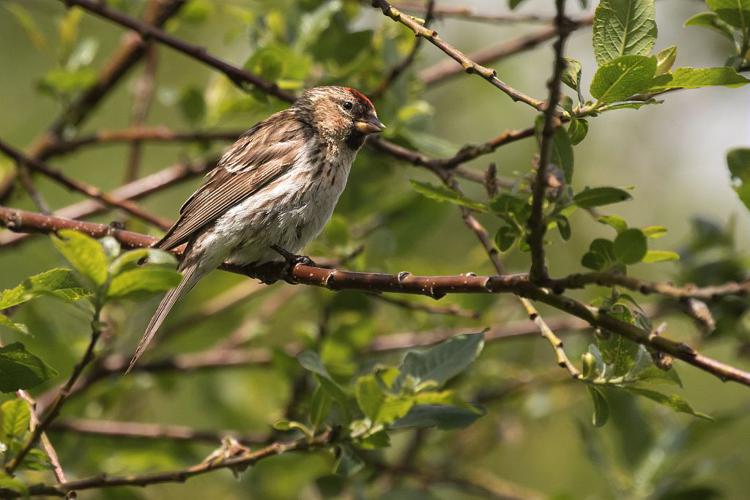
126 261 203 373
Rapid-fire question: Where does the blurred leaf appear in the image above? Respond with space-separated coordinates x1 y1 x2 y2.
588 386 609 427
1 399 30 442
625 387 712 420
298 350 333 379
0 343 58 393
556 215 572 240
334 444 363 476
574 187 632 208
642 250 680 263
598 215 628 233
684 11 736 41
178 86 206 125
552 126 575 183
410 181 487 212
568 118 589 145
4 3 46 49
106 267 182 300
655 46 677 75
391 404 484 430
508 0 530 9
495 225 518 252
179 0 215 23
642 225 667 238
593 0 657 65
591 55 657 103
310 385 332 430
37 67 97 97
727 148 750 211
51 230 108 287
614 228 648 264
66 38 98 71
57 6 83 51
0 315 28 335
706 0 750 29
296 0 342 50
396 333 484 388
650 67 750 90
561 57 582 91
0 471 27 496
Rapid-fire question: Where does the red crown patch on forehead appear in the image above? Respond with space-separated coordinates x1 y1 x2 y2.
346 88 374 110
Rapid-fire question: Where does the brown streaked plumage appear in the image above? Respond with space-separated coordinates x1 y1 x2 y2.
128 86 384 371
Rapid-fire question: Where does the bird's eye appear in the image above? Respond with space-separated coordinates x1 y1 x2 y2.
342 101 354 111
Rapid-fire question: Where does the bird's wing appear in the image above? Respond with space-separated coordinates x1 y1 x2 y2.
155 111 310 251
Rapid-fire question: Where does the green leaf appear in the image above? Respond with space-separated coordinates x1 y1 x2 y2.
706 0 750 29
556 216 572 241
598 215 629 233
178 86 206 125
106 267 182 300
397 333 484 388
685 11 736 41
588 387 610 427
561 57 582 91
552 126 574 183
298 351 351 415
391 404 485 430
410 180 487 212
642 250 680 263
298 350 332 379
0 471 28 496
0 315 28 335
655 45 677 75
625 387 712 420
51 230 108 287
568 118 589 145
591 55 657 103
355 375 413 425
109 248 178 276
0 399 30 441
309 386 331 430
727 148 750 211
649 67 750 90
0 343 57 393
582 239 619 271
495 225 518 252
574 187 633 208
593 0 657 65
642 225 667 238
37 67 97 97
4 3 46 49
334 444 363 476
614 228 648 264
0 268 87 310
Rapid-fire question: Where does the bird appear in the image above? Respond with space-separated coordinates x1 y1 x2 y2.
128 86 385 371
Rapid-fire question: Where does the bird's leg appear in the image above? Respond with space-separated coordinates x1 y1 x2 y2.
271 245 317 284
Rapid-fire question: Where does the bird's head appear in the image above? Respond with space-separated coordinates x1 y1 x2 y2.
294 86 385 149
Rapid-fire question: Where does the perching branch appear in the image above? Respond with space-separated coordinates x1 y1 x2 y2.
370 0 546 110
3 206 749 387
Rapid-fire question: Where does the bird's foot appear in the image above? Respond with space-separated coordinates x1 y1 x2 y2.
271 245 316 284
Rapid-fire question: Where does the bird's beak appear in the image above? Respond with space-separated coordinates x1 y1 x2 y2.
355 114 386 134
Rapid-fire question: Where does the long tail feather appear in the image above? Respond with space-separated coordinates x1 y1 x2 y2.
126 262 203 373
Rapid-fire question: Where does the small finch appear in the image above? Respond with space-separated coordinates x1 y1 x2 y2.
129 86 384 371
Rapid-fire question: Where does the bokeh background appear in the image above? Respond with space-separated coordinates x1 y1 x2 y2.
1 0 750 498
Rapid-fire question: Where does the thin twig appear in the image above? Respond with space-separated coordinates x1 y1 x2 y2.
20 432 334 498
371 0 436 99
59 0 295 102
0 138 172 229
371 0 545 110
5 319 104 474
420 14 593 86
527 0 571 283
50 418 266 447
